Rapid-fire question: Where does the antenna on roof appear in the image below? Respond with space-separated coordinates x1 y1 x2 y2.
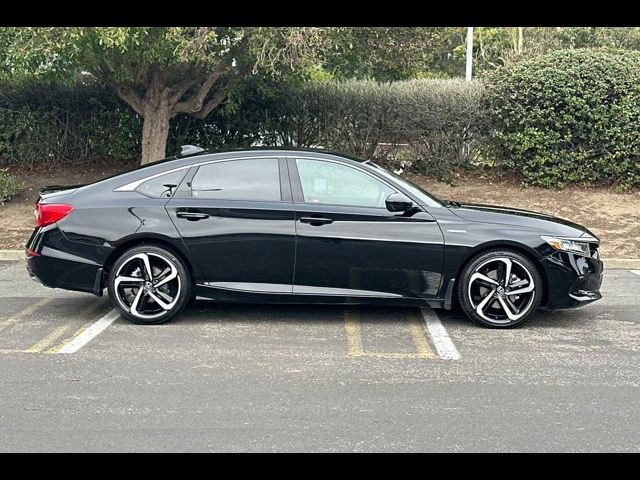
180 145 205 156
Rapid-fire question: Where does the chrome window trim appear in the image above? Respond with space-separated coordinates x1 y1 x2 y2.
113 155 283 193
113 153 402 201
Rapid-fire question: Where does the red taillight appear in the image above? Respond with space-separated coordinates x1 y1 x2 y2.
34 203 74 227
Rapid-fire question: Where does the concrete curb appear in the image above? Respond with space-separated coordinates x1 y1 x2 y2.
1 248 639 269
605 258 640 269
0 250 24 261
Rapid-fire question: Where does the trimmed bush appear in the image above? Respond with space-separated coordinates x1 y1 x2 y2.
212 78 488 176
0 170 21 203
0 79 140 167
486 49 640 189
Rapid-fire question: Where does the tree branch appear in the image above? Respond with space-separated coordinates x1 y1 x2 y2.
114 85 145 116
172 35 250 115
94 67 146 117
187 74 243 120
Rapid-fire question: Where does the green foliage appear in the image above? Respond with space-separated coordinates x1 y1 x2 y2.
0 169 21 203
321 27 464 81
486 49 640 189
0 78 140 167
0 76 487 178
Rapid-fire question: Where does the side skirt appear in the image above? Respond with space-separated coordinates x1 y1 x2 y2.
194 283 433 307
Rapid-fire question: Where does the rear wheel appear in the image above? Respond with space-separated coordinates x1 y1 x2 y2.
458 249 542 328
107 245 191 324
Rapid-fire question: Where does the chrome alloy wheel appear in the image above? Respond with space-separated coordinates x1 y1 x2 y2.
113 252 181 320
467 257 536 325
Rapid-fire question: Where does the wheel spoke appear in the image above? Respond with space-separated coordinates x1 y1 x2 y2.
155 290 173 303
154 267 171 281
154 264 177 288
475 287 496 316
505 283 535 296
147 291 174 311
129 287 145 316
509 278 528 288
497 258 512 286
497 296 522 321
114 275 144 290
125 253 154 279
470 272 499 287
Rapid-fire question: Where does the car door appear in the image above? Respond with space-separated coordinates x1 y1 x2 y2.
165 155 296 292
289 155 444 299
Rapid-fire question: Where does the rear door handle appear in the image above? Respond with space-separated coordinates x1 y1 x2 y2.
176 211 210 221
299 216 334 226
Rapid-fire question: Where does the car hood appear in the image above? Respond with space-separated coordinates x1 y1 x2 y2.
447 201 597 238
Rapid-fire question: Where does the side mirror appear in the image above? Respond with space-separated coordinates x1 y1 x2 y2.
385 192 413 212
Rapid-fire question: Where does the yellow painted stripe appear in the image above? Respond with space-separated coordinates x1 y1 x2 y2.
0 298 52 333
23 324 73 353
344 309 365 357
45 299 108 354
360 352 435 359
407 316 435 359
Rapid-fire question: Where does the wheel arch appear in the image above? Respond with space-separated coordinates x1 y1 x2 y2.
102 234 197 289
451 240 549 308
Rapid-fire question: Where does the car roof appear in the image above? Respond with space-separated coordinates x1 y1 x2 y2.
178 146 368 163
88 147 371 191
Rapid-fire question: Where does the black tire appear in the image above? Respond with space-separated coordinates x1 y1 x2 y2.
457 249 542 328
107 244 191 325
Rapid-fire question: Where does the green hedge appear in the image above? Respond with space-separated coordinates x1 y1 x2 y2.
0 79 140 167
205 78 488 175
2 51 640 190
486 49 640 189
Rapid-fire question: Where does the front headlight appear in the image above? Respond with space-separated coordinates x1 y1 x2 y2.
541 236 590 256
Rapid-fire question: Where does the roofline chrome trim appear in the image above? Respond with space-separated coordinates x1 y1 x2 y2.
112 155 283 192
112 152 383 193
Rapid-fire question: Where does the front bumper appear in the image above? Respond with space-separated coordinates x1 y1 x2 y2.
541 250 603 309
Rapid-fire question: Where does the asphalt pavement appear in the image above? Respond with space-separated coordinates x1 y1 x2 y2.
0 259 639 452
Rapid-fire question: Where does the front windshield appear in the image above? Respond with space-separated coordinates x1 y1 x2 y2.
365 162 444 208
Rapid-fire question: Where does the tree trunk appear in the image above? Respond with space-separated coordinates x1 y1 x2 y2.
517 27 524 55
140 91 171 165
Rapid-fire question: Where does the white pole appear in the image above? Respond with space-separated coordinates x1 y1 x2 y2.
465 27 474 81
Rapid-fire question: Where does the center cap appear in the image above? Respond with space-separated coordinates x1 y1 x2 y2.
497 286 505 296
145 281 153 289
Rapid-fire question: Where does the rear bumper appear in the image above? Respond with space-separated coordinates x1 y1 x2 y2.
26 226 106 296
541 251 603 309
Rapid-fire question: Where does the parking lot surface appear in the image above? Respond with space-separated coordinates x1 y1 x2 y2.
0 259 639 452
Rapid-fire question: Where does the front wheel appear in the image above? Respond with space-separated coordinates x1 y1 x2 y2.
107 245 191 324
458 249 542 328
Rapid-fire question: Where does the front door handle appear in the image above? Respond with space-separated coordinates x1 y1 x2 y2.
176 211 210 221
299 216 334 226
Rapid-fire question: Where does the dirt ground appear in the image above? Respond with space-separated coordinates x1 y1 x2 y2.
1 162 638 258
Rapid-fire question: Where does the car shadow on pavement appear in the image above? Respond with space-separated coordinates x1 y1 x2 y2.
176 301 420 327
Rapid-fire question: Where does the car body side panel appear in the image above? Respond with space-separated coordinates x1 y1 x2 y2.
165 198 297 289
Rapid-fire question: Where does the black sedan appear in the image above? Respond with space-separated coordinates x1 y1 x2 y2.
25 148 603 328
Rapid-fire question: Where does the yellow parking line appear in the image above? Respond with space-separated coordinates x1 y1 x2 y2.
344 309 365 357
0 298 52 333
23 324 73 353
407 316 435 359
359 352 434 359
45 298 109 354
344 308 435 359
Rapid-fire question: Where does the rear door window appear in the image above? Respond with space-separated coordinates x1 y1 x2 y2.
191 158 282 202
